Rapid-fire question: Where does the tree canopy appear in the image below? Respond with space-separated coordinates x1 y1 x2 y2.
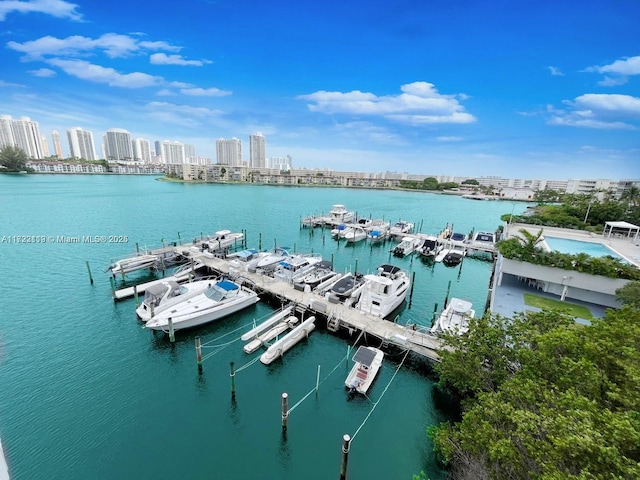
432 307 640 479
0 145 31 172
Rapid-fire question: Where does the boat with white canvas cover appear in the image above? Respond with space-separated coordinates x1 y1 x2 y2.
392 236 423 257
145 279 259 331
135 278 214 321
344 226 367 243
203 229 244 254
345 346 384 395
356 264 410 318
430 298 475 335
260 317 316 365
107 253 159 276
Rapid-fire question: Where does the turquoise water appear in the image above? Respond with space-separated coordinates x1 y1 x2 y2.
0 175 528 480
544 236 623 259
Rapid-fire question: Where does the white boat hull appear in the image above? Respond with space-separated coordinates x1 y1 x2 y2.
345 347 384 394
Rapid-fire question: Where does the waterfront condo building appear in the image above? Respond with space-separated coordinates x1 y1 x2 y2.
0 115 45 159
249 132 266 168
104 128 133 162
67 127 97 161
216 137 242 165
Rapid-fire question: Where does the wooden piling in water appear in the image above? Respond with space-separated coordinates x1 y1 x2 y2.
230 361 236 399
281 393 289 431
315 365 321 394
195 336 203 368
168 317 175 342
339 434 351 480
408 271 416 308
133 285 139 308
432 303 438 326
85 261 94 285
109 276 115 299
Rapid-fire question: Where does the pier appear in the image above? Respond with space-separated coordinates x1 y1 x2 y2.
139 245 444 362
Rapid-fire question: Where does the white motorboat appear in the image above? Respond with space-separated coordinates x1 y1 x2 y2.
389 221 414 238
355 217 373 229
136 278 213 321
227 248 268 275
430 298 475 335
145 279 259 331
327 272 366 303
248 247 290 273
203 229 244 253
392 236 423 256
449 232 468 244
344 226 367 243
295 260 335 288
345 346 384 395
272 254 322 283
417 236 443 258
260 317 316 365
328 204 356 224
331 223 352 238
107 253 159 276
356 264 410 318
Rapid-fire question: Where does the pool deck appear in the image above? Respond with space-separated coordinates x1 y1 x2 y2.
504 223 640 268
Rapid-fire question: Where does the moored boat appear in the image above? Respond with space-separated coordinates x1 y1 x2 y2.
389 221 414 238
356 264 410 318
430 298 475 335
392 236 423 256
136 278 213 321
107 253 159 276
417 236 443 258
145 278 259 331
345 346 384 395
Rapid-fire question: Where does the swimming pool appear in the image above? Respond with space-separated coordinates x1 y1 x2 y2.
543 236 624 260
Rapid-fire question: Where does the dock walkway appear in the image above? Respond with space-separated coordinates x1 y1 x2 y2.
174 249 442 362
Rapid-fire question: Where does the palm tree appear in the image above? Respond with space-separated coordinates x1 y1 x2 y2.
516 228 545 253
621 186 640 208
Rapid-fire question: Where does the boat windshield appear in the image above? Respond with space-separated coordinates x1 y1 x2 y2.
205 285 227 302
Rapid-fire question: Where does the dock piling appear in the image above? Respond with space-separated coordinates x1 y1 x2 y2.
135 242 139 254
168 317 175 342
109 276 116 299
230 361 236 399
315 365 321 394
432 303 438 325
133 285 139 308
85 261 94 285
281 393 289 431
195 336 203 370
408 271 416 309
339 434 351 480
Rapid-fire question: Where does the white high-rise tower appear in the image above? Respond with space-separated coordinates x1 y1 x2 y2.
104 128 133 161
67 127 97 160
249 132 266 168
215 138 242 165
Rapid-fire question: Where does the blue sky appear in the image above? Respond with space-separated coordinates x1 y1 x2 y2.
0 0 638 180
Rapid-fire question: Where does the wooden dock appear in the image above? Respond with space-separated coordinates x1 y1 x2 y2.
168 249 443 362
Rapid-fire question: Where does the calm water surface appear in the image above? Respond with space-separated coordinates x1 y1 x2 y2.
0 175 528 479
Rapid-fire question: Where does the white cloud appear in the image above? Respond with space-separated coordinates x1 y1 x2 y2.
436 136 463 142
547 66 564 76
180 87 231 97
298 81 476 125
0 79 25 87
146 101 224 117
587 55 640 76
7 33 181 60
335 121 405 144
46 58 162 88
548 93 640 130
28 67 56 77
597 76 628 87
150 53 211 67
0 0 82 21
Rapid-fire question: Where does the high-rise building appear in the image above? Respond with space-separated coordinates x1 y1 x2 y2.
67 127 97 160
216 138 242 165
41 135 50 157
0 115 44 158
104 128 133 161
249 132 266 168
160 140 186 164
52 130 63 158
133 138 152 163
271 155 293 171
184 144 196 163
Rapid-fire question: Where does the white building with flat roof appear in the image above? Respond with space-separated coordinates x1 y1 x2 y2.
249 132 266 168
67 127 97 161
216 137 242 165
104 128 133 162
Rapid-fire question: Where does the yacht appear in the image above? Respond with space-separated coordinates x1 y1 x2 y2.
227 248 268 275
328 204 356 224
356 264 410 318
430 298 475 335
344 226 367 243
389 221 414 238
345 346 384 395
392 236 423 257
295 260 335 288
145 278 259 332
136 279 213 321
272 254 322 283
203 230 244 253
417 236 443 258
248 247 290 273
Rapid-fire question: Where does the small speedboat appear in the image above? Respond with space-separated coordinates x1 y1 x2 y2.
327 272 366 302
345 346 384 395
203 230 244 252
418 236 443 258
442 247 466 266
344 226 367 243
430 298 475 335
107 254 159 276
145 278 259 332
392 236 423 256
248 247 290 273
273 254 322 283
389 221 414 238
295 260 335 288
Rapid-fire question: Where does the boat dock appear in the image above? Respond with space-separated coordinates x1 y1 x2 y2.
161 249 443 362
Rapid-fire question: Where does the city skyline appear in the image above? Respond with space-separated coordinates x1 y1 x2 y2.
0 0 638 180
